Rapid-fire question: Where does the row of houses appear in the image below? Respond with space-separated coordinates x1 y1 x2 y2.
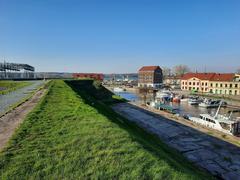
181 73 240 95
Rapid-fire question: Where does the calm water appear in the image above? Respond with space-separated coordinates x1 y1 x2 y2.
115 91 240 119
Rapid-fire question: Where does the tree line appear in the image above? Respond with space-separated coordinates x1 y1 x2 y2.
162 65 240 78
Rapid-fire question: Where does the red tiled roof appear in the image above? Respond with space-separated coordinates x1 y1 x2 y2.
73 73 104 81
211 73 235 81
139 66 161 72
181 73 235 81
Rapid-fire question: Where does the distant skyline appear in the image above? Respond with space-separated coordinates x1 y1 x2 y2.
0 0 240 73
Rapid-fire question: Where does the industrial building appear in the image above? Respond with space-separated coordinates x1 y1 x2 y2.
0 62 35 80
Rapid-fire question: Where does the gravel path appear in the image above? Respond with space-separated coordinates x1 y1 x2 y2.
0 81 45 115
113 103 240 180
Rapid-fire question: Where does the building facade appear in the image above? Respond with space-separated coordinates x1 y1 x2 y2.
181 73 240 95
138 66 163 88
73 73 104 81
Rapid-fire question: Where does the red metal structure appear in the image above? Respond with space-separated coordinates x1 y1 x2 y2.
73 73 104 81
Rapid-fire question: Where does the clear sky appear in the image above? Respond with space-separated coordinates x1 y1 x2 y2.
0 0 240 73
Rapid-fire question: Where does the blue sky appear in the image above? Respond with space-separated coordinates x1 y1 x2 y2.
0 0 240 73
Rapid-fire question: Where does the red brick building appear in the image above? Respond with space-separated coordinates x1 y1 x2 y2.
73 73 104 81
138 66 163 88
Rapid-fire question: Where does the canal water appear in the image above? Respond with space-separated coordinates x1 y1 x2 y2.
115 91 240 119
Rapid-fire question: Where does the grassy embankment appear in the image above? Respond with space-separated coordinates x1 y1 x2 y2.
0 80 212 179
0 81 31 95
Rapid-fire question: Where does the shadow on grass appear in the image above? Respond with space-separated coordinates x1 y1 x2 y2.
65 80 213 179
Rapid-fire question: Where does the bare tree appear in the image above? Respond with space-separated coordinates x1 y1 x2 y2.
236 67 240 74
162 67 171 78
173 65 190 76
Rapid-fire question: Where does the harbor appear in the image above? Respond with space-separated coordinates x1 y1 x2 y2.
114 89 240 118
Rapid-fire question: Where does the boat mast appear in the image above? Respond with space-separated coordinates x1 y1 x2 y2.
214 101 222 118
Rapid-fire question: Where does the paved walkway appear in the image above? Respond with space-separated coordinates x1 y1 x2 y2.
0 88 46 150
113 103 240 180
0 81 45 115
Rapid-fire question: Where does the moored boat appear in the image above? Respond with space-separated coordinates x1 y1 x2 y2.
113 87 124 92
189 102 240 135
188 97 201 105
199 99 227 108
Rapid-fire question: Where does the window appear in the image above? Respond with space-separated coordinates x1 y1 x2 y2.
210 83 213 87
202 82 204 86
189 87 191 90
235 90 238 95
235 84 238 88
215 89 218 94
193 82 195 85
216 83 218 87
230 84 232 88
202 88 204 91
220 84 222 87
205 88 208 91
225 84 227 88
185 82 187 85
197 82 199 85
229 90 232 95
205 82 207 86
189 82 191 85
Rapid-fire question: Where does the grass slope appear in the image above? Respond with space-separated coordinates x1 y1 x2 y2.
0 80 212 179
0 81 31 95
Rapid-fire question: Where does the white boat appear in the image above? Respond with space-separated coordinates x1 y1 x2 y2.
180 98 189 102
156 90 173 98
113 87 124 92
189 102 240 135
199 99 227 108
188 97 201 105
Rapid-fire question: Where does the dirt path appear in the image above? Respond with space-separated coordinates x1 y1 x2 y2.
0 89 46 150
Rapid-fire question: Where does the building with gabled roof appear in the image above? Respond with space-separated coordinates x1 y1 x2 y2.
138 66 163 88
181 73 240 95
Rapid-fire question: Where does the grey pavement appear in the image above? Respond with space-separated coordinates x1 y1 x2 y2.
113 103 240 180
0 81 45 114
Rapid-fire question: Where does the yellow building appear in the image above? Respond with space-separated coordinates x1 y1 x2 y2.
181 73 240 95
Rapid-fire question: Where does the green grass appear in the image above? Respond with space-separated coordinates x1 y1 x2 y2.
0 81 31 95
0 80 212 179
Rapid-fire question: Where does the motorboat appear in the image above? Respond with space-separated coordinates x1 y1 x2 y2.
188 97 201 105
172 96 181 103
199 99 227 108
113 87 124 92
189 102 240 135
156 90 173 102
180 98 189 102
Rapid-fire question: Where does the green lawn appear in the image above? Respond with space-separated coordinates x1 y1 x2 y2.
0 80 212 179
0 81 31 95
